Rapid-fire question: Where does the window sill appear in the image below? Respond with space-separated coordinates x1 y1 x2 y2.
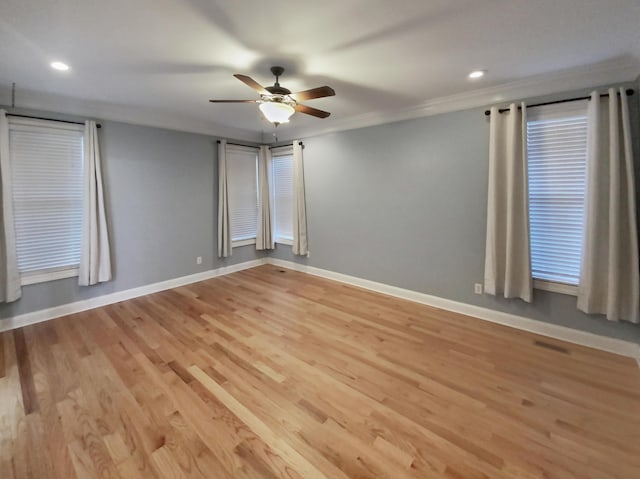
232 238 256 247
533 279 578 296
275 238 293 246
21 267 79 286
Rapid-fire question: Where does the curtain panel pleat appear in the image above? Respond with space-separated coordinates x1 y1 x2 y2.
292 141 308 256
577 89 639 323
484 103 533 302
79 120 112 286
217 140 232 258
0 110 21 302
256 146 274 250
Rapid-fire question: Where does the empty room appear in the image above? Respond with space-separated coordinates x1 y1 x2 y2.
1 1 640 478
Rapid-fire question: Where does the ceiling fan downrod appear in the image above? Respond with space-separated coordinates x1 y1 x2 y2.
270 66 285 87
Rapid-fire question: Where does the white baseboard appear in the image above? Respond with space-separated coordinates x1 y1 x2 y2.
0 258 268 333
3 256 639 365
267 258 640 363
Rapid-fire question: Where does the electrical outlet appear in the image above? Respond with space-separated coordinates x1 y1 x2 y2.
196 256 203 265
474 283 483 295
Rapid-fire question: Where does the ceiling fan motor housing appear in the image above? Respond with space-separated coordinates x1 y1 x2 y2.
265 85 292 95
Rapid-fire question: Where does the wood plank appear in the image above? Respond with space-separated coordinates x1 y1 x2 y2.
0 332 24 464
12 328 38 415
0 331 5 378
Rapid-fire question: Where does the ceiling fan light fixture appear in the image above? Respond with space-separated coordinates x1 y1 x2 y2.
259 101 295 124
210 67 333 122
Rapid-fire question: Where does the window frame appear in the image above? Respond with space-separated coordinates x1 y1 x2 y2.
526 100 589 297
533 279 578 296
21 267 80 286
271 147 294 245
225 144 259 247
8 117 84 286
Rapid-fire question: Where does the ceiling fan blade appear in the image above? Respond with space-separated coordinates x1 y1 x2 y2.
295 103 331 118
209 99 258 103
290 86 336 102
233 74 269 94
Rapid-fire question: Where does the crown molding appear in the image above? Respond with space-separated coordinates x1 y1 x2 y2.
280 58 640 141
2 58 638 143
0 86 262 142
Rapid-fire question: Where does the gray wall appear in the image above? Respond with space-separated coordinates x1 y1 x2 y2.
0 115 264 319
272 83 640 344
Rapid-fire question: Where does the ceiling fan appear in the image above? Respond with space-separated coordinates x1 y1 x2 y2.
209 66 335 125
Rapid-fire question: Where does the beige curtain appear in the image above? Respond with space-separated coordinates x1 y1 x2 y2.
79 121 112 286
256 146 274 250
577 89 639 323
217 140 232 258
292 141 308 256
0 110 21 302
484 103 532 302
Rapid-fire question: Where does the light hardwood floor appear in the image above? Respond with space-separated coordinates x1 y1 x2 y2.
1 265 639 478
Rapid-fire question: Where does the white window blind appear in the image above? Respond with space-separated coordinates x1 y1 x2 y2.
8 119 84 279
226 146 258 242
272 153 294 242
526 102 588 286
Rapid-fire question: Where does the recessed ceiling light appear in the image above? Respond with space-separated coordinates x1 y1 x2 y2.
50 61 70 71
469 70 485 79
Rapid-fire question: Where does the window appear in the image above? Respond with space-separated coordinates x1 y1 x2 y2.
272 150 294 244
8 118 84 285
526 101 588 294
226 145 258 245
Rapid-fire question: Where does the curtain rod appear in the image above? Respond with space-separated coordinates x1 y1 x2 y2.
216 140 258 149
269 141 303 149
216 140 304 149
7 113 101 128
484 88 635 116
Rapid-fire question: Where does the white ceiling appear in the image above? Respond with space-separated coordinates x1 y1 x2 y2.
1 0 639 142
